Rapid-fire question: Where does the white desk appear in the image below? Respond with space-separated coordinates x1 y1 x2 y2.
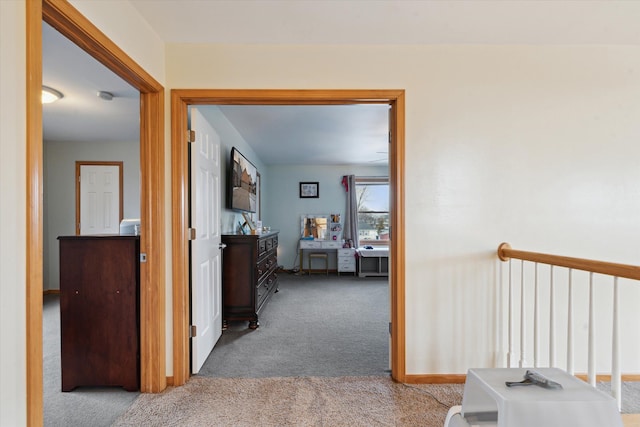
299 239 343 274
447 368 622 427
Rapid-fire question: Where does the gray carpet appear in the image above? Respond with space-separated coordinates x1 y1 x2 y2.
197 273 390 378
43 294 140 427
597 381 640 414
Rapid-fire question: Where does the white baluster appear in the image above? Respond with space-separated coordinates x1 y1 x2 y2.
533 263 539 368
588 272 596 387
520 261 526 367
508 259 513 368
549 266 555 367
612 277 621 410
567 269 574 375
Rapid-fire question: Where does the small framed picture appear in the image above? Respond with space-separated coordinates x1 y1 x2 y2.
299 182 319 198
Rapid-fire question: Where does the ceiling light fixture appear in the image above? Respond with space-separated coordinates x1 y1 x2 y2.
42 86 63 104
97 91 114 101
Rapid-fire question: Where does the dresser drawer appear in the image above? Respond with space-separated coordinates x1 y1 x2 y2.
338 263 356 272
256 271 278 309
338 248 356 257
258 238 267 257
257 254 277 281
299 240 322 249
322 241 342 249
338 255 356 265
338 257 356 268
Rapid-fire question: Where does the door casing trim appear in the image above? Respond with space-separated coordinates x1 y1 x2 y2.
170 89 406 385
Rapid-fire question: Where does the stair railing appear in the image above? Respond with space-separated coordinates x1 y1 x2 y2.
497 242 640 410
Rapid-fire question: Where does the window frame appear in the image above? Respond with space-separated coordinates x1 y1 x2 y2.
355 176 390 247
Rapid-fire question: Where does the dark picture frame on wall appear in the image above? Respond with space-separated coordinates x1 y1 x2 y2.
299 182 319 198
228 147 257 212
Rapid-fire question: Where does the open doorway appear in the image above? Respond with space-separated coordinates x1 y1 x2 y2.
27 1 165 423
188 104 391 377
170 89 406 386
41 20 141 424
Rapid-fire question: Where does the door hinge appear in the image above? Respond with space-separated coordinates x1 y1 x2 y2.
389 322 392 335
140 253 147 263
189 228 196 240
188 130 195 143
190 325 197 338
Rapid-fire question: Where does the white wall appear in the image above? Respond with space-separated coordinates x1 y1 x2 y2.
266 164 388 270
0 1 27 425
68 0 165 81
167 43 640 375
43 140 140 290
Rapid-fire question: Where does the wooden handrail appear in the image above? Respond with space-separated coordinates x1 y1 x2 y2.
498 243 640 281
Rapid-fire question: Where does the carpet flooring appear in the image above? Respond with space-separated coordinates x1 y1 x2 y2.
43 294 139 427
113 376 464 427
42 273 639 426
198 273 390 378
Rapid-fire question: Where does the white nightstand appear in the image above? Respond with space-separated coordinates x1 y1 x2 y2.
337 248 356 275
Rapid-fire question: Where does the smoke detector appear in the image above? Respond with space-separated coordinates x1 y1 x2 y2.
97 91 114 101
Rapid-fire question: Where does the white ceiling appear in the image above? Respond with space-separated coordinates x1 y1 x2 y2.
42 22 139 144
129 0 640 45
43 1 640 165
200 104 390 165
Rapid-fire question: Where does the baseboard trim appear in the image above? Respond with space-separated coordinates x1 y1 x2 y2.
575 373 640 382
404 372 640 385
621 414 640 426
43 289 60 295
166 376 174 386
404 374 467 384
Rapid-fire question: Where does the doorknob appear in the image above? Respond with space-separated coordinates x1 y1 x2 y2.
219 243 227 250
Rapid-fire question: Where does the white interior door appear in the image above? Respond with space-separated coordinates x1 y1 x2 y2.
79 164 121 235
190 107 223 373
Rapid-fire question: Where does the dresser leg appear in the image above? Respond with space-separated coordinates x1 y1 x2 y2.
248 320 259 329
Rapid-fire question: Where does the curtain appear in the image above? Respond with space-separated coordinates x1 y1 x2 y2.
343 175 358 248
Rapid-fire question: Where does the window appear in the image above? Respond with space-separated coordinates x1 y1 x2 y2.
356 177 389 245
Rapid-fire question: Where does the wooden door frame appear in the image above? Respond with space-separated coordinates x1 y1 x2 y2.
27 0 166 424
171 89 406 385
75 161 124 235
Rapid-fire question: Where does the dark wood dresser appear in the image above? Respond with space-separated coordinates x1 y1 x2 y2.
221 230 279 329
58 235 140 391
